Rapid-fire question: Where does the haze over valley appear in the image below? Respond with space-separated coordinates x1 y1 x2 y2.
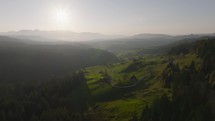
0 0 215 121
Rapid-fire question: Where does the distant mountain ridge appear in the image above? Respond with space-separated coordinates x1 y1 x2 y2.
129 33 173 39
86 33 215 52
1 30 215 42
0 30 126 41
1 30 215 53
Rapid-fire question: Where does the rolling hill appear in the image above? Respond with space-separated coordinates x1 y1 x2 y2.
0 36 118 82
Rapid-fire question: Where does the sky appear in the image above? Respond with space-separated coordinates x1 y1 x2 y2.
0 0 215 35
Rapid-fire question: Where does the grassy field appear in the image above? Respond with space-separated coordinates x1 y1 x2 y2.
84 54 198 121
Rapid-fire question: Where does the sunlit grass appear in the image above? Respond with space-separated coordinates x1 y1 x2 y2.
84 53 199 121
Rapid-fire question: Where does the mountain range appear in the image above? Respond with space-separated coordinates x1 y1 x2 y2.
0 30 125 41
1 30 215 53
1 30 215 42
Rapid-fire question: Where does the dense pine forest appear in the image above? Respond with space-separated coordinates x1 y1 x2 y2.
0 71 92 121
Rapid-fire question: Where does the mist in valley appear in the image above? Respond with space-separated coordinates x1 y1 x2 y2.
0 0 215 121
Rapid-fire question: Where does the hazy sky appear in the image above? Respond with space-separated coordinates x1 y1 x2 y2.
0 0 215 35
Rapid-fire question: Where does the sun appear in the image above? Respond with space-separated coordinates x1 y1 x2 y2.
55 8 69 23
52 7 74 30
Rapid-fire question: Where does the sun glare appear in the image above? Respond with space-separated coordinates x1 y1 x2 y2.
55 8 69 23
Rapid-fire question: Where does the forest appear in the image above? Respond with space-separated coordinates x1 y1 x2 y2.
138 39 215 121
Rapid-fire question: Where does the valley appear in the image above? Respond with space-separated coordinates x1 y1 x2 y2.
0 35 214 121
1 1 215 120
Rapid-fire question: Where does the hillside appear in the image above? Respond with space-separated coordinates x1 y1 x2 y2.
137 38 215 121
0 36 118 82
83 38 215 121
